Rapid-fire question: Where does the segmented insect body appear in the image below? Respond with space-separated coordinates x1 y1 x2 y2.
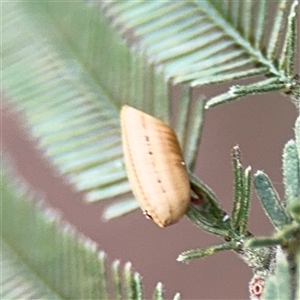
121 105 190 227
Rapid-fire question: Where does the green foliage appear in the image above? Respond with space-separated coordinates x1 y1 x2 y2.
283 140 300 220
3 1 131 204
245 116 300 299
284 116 300 221
2 0 300 299
1 160 179 300
2 1 204 219
180 146 256 263
177 88 206 170
185 205 231 238
188 171 224 222
262 250 293 300
181 122 300 298
231 146 251 235
254 171 292 229
251 116 300 231
177 241 239 262
103 199 139 220
102 0 300 108
1 241 59 300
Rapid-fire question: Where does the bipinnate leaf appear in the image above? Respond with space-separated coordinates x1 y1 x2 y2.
103 1 298 107
2 1 204 221
2 2 132 203
1 160 178 300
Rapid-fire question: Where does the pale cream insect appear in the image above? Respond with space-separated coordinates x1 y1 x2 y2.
121 105 190 227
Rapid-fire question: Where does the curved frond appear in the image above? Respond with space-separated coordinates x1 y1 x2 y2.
2 1 204 220
103 0 299 104
2 2 128 203
1 159 180 300
1 2 166 213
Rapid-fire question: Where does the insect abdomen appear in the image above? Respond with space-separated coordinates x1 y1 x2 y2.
121 105 190 227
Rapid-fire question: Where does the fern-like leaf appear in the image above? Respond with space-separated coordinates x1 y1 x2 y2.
1 157 179 300
2 2 205 219
103 0 299 106
3 2 133 203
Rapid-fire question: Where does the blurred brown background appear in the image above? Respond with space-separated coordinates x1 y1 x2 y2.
2 89 298 299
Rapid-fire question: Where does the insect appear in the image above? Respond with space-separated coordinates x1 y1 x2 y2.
121 105 190 227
